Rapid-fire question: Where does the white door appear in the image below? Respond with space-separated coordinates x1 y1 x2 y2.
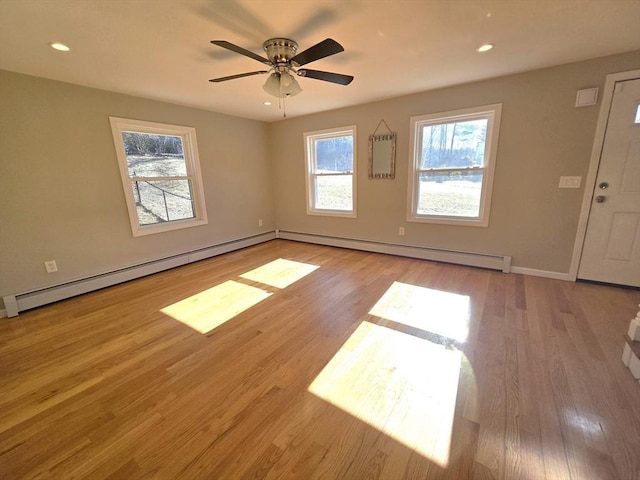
578 78 640 287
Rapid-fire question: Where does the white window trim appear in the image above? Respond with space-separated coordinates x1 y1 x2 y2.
407 103 502 227
304 125 357 218
109 117 208 237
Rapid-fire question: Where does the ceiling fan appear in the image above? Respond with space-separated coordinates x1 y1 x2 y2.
209 38 354 99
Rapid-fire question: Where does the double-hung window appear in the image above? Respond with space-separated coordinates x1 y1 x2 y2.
304 125 357 217
110 117 208 236
408 104 502 226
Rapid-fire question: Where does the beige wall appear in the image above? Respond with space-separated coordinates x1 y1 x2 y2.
2 51 639 311
0 71 274 306
270 51 640 274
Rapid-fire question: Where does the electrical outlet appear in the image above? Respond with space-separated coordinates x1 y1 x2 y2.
399 227 405 236
258 219 263 227
44 260 58 273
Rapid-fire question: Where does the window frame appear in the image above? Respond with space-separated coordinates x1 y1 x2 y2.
407 104 502 227
304 125 357 218
109 116 208 237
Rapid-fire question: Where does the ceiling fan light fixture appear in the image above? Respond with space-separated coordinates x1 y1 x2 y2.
262 71 302 98
263 73 280 96
282 71 302 96
280 71 292 87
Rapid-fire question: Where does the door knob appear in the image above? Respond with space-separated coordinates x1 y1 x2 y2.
598 182 609 189
595 195 606 203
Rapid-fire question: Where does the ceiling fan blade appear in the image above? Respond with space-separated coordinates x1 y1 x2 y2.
209 71 268 82
290 38 344 66
210 40 270 65
297 69 354 85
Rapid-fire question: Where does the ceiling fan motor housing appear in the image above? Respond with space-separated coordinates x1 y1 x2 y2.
263 38 298 66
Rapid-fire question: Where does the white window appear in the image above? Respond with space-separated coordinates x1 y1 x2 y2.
407 104 502 226
304 125 357 217
109 117 208 236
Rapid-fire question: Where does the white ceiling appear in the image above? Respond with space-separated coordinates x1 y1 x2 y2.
1 0 639 122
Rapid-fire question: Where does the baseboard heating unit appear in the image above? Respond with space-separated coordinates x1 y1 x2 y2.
277 230 512 274
2 231 276 318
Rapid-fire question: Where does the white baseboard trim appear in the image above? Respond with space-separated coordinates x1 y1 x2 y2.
509 266 571 281
278 230 512 273
1 231 576 319
2 231 276 318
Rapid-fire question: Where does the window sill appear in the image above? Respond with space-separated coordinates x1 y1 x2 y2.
407 215 488 227
132 217 208 237
307 209 357 219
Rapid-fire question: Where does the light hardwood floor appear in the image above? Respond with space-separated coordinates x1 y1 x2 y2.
1 240 639 479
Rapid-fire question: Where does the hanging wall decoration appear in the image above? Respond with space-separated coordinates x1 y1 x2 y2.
369 119 396 179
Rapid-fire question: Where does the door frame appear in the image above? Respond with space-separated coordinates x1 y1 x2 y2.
569 69 640 281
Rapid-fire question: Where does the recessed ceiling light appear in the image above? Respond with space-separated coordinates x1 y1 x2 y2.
263 101 272 106
49 42 70 52
477 44 494 53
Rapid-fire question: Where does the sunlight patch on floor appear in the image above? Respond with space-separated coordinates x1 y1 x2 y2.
240 258 320 289
309 321 462 466
160 258 321 334
369 281 470 342
160 280 272 333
